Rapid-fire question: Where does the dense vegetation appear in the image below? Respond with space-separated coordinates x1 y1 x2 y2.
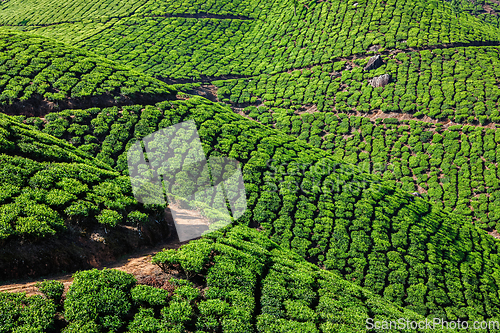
1 0 500 329
14 94 500 324
217 106 500 229
1 226 455 332
458 0 500 28
74 0 500 80
0 112 157 240
214 46 500 124
3 0 499 80
0 32 174 105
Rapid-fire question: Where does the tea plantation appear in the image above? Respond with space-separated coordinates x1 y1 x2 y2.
1 0 500 331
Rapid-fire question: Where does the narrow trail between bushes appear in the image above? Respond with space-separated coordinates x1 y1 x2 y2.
0 240 183 297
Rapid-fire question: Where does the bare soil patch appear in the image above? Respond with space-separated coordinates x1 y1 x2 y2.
0 208 178 281
483 4 498 15
0 239 184 297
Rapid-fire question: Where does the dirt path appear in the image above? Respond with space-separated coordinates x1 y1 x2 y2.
0 240 183 297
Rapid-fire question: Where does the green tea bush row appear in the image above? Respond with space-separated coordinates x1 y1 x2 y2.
73 0 500 79
11 0 493 80
79 16 253 80
236 106 500 230
0 113 154 240
0 0 145 26
0 291 57 332
1 226 437 332
458 0 500 28
214 46 500 124
44 95 500 321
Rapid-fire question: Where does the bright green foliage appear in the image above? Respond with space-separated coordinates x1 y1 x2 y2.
96 209 122 227
238 108 500 230
0 0 499 327
127 210 149 225
214 46 500 123
158 226 437 332
151 249 179 272
458 0 500 28
131 284 169 307
0 32 174 104
24 95 500 322
127 308 162 333
0 292 56 332
0 225 492 332
0 112 109 167
63 320 101 333
6 0 499 80
172 285 200 302
62 1 500 76
64 268 137 332
153 240 215 278
0 112 159 240
76 96 500 323
35 279 64 304
0 0 146 26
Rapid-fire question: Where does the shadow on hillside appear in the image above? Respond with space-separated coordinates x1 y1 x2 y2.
0 91 176 118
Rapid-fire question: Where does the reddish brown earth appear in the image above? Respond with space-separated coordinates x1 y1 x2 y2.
0 208 178 281
0 239 183 297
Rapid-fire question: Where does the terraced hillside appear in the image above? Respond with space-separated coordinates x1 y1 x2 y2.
3 90 500 324
0 32 175 115
0 111 174 278
3 227 446 332
1 0 500 331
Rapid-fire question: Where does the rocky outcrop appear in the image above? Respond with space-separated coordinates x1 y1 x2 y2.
364 55 384 71
371 74 391 87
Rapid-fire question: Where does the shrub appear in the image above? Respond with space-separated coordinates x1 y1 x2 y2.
131 284 169 307
35 280 64 304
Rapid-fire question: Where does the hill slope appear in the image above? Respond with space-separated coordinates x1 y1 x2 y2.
1 0 500 329
0 109 171 279
0 32 176 116
1 226 456 332
14 93 500 322
2 0 500 79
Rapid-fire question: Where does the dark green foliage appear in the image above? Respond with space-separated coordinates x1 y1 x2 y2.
0 225 492 332
27 95 500 324
66 0 500 80
215 46 500 124
0 0 499 328
131 285 169 307
0 112 159 240
230 107 500 230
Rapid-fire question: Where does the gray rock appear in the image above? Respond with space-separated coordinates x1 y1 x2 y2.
371 74 391 87
364 55 384 71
